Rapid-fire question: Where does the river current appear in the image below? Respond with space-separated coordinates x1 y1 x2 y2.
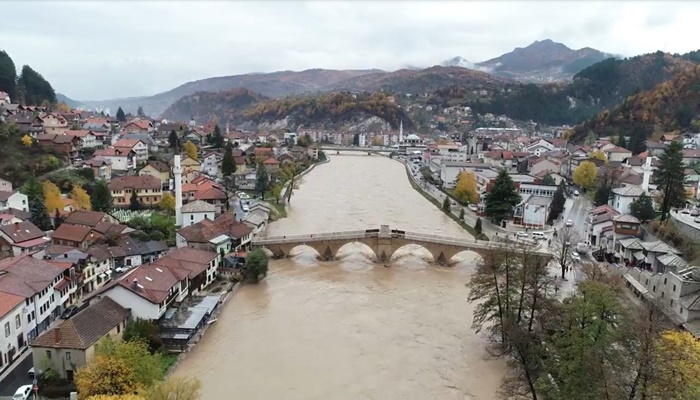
175 153 506 399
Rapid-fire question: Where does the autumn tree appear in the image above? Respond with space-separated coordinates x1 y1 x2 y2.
70 184 91 210
91 179 113 212
648 330 700 399
94 337 164 388
123 318 163 353
75 355 140 397
183 140 198 161
21 134 33 146
116 107 126 122
656 141 687 222
454 171 478 204
43 180 63 213
630 192 655 222
146 376 202 400
158 192 175 214
573 161 597 190
589 150 607 162
485 170 521 223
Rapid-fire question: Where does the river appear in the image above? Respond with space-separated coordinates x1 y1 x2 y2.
175 153 507 399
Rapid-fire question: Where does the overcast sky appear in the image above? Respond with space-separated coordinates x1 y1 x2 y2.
1 1 698 101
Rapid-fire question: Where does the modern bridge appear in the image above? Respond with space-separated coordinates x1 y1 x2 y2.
252 225 553 265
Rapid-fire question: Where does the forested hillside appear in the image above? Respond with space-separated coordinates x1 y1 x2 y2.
244 92 413 130
569 64 700 143
0 50 57 105
161 88 268 124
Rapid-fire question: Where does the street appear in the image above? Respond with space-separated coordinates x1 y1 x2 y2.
0 352 32 396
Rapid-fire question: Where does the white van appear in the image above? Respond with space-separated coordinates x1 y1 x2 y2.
532 232 547 240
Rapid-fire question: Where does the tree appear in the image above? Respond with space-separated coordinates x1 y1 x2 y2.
628 133 647 155
244 248 269 283
91 180 113 212
589 150 607 162
584 131 596 146
454 171 478 204
442 196 450 212
183 140 198 161
573 161 597 190
168 130 179 151
21 134 33 147
656 141 687 222
29 198 52 231
158 193 175 214
136 106 145 118
123 318 163 353
474 217 482 235
0 50 17 99
210 125 224 148
541 173 555 186
548 181 566 223
279 163 302 204
255 163 270 199
17 65 56 105
630 193 655 222
222 143 235 176
21 175 44 203
617 131 627 149
94 337 164 388
459 207 465 221
146 376 202 400
485 170 521 223
593 184 613 206
70 184 91 210
74 356 139 397
129 193 141 211
43 180 63 213
53 208 64 229
116 107 126 122
271 184 283 203
648 330 700 399
552 225 579 279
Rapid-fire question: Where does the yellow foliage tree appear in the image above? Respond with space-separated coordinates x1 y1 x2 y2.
454 171 479 204
589 150 607 162
573 161 598 190
650 330 700 399
438 138 448 145
87 395 144 400
372 135 384 146
75 355 140 398
183 141 198 161
159 192 175 214
70 184 92 210
146 376 202 400
21 134 33 147
43 181 64 214
56 102 72 113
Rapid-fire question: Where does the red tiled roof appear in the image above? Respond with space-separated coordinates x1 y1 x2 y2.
0 292 24 318
0 221 45 244
193 187 227 201
263 157 280 165
94 148 133 157
108 175 161 191
64 210 110 227
52 224 94 243
65 130 92 138
113 138 144 148
0 255 65 297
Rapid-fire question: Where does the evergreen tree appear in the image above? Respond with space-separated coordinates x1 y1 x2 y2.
541 173 555 185
442 196 450 212
116 107 127 122
485 170 521 222
211 125 224 148
459 207 465 221
628 133 647 155
53 209 64 229
474 217 482 235
593 184 613 206
617 131 627 150
168 130 179 150
129 193 141 211
548 181 567 223
656 141 687 222
29 198 52 231
255 163 270 200
222 143 235 175
90 180 113 212
630 193 656 222
21 175 44 203
17 65 56 105
136 106 146 118
0 50 17 99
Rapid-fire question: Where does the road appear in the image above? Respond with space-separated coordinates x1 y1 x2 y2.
0 352 32 396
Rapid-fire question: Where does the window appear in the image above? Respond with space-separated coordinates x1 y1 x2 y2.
15 315 20 329
117 324 121 334
673 284 676 292
45 350 51 359
4 322 9 337
661 292 665 298
66 352 71 360
664 278 667 285
653 285 656 292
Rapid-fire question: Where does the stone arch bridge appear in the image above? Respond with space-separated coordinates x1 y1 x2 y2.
252 225 553 265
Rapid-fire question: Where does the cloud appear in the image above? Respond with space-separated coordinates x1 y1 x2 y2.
0 0 697 100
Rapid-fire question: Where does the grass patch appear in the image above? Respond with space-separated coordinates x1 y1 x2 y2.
159 352 179 374
269 201 287 218
403 165 485 239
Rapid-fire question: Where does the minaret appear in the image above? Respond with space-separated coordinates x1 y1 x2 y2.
225 122 230 135
399 120 404 143
174 155 183 227
641 155 653 193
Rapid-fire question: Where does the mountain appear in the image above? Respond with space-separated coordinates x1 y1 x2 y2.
56 93 83 108
161 87 268 124
453 51 696 126
568 64 700 145
476 39 615 81
77 69 383 118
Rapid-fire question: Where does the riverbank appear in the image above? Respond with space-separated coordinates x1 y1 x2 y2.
269 157 331 219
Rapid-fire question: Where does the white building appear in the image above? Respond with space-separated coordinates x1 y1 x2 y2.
201 152 222 178
0 177 13 192
0 191 28 212
611 186 644 214
585 205 619 248
180 200 216 227
513 195 551 228
0 291 27 375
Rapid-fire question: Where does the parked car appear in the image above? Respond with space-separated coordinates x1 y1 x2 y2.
60 305 79 319
690 209 700 216
13 385 32 400
694 217 700 223
468 204 478 212
240 201 249 212
682 209 690 214
516 232 529 239
532 232 547 240
566 220 573 227
570 252 581 262
574 190 580 196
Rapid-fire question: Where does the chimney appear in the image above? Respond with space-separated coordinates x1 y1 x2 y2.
14 222 19 231
132 278 138 288
54 327 61 344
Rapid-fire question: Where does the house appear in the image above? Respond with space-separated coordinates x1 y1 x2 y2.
65 130 98 148
51 224 100 250
0 190 28 213
682 149 700 166
605 146 633 163
242 201 271 235
138 160 171 190
585 205 619 250
122 119 152 134
513 195 551 228
201 152 222 177
82 158 112 181
113 138 148 162
182 177 228 215
8 113 44 137
0 177 12 192
30 297 130 381
0 255 67 341
645 141 667 157
97 247 219 320
0 208 30 228
94 147 136 172
610 186 644 214
263 157 280 173
526 139 555 156
36 134 82 161
530 158 561 177
180 200 216 227
0 291 28 375
0 91 10 106
176 213 253 255
109 175 163 208
639 241 683 273
63 210 117 229
0 222 49 258
169 155 201 173
40 113 68 135
122 134 158 153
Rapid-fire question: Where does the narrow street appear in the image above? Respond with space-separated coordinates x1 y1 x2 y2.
0 351 32 397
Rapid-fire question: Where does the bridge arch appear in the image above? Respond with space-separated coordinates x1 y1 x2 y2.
335 241 377 260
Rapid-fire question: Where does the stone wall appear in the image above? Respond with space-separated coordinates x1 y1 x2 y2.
669 215 700 242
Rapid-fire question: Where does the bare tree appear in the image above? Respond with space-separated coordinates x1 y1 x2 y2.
552 226 580 279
